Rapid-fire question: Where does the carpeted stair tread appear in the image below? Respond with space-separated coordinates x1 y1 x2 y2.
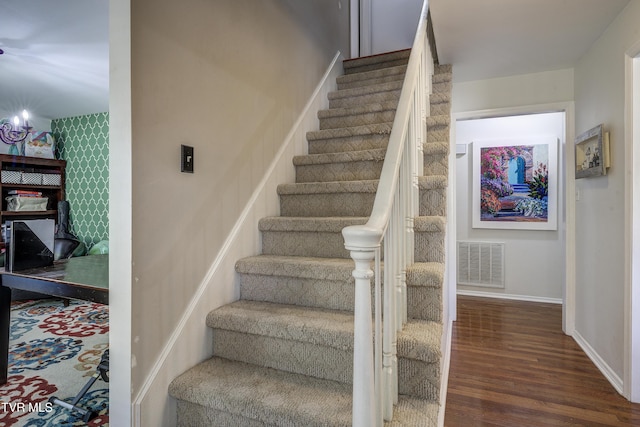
207 300 442 363
318 101 400 130
307 122 392 142
208 300 355 351
293 148 387 167
431 71 451 84
237 256 444 291
423 141 449 156
426 115 450 128
414 216 446 232
337 65 407 90
236 255 354 281
419 175 448 190
398 320 442 361
307 132 390 155
278 178 446 217
259 216 367 232
294 149 387 183
279 177 445 195
429 92 451 106
386 397 440 427
278 180 378 195
169 357 438 427
406 262 445 288
343 49 411 75
435 64 452 74
319 101 400 119
329 80 403 101
169 357 354 427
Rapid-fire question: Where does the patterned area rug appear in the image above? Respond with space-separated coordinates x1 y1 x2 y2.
0 298 109 426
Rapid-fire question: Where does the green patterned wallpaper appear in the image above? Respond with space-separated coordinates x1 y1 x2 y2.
51 112 109 249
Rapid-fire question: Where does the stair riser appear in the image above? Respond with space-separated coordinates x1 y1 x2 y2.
213 329 440 401
176 402 266 427
427 128 449 143
307 134 389 155
338 73 405 90
423 153 448 177
278 187 444 217
399 359 440 400
415 231 445 263
279 193 374 217
295 160 383 183
432 81 451 94
240 274 354 312
329 90 400 109
213 329 352 384
262 230 350 258
430 102 451 117
419 188 447 217
408 286 442 322
240 273 442 322
319 110 396 130
345 59 409 75
430 93 451 109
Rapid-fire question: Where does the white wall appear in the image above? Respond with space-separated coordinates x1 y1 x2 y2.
452 69 574 303
369 0 422 55
456 113 565 300
573 0 640 389
452 69 574 113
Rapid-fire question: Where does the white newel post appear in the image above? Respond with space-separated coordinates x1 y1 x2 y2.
344 229 378 427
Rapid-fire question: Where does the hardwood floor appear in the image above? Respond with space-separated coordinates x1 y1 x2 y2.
444 296 640 426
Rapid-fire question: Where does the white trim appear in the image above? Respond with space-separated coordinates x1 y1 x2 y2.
359 0 372 56
624 40 640 403
437 318 453 427
131 52 344 426
109 0 133 424
573 330 624 395
457 289 562 305
454 101 575 333
350 0 359 58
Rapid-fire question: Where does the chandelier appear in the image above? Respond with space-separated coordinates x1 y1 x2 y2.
0 110 32 147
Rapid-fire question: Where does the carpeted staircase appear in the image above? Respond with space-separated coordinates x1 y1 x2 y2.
169 50 452 426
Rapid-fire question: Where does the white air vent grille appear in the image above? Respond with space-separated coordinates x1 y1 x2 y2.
457 241 505 288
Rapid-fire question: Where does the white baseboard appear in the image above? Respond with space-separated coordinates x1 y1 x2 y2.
457 289 563 305
572 330 624 395
131 52 343 427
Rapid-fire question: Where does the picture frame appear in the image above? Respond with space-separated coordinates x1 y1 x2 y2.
575 124 605 179
472 137 558 231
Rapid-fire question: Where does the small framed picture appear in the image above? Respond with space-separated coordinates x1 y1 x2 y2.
575 124 605 179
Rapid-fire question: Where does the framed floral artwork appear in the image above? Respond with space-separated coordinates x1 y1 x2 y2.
472 137 558 230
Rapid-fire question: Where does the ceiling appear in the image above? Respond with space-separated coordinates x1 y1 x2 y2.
430 0 631 82
0 0 632 129
0 0 108 129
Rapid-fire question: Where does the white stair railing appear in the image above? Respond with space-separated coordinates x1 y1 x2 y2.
343 1 433 425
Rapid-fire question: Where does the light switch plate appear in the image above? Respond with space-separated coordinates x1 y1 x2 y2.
181 145 194 173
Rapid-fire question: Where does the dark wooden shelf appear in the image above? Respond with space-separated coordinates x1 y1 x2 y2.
0 156 66 237
1 210 57 217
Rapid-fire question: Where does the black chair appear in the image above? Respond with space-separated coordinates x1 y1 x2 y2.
49 349 109 422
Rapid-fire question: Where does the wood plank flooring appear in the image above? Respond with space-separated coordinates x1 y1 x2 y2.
444 296 640 426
